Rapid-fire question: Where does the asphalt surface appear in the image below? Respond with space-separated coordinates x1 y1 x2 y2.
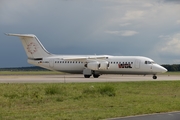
109 111 180 120
0 74 179 83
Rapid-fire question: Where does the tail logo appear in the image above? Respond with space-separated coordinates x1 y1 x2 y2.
27 42 37 54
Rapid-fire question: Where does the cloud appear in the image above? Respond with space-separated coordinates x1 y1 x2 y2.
119 23 131 26
0 0 40 25
122 10 145 21
120 30 139 36
142 3 154 7
163 0 180 4
1 0 180 67
177 20 180 24
158 33 180 56
105 30 138 36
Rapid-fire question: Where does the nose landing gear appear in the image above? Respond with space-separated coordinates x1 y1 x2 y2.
153 75 157 79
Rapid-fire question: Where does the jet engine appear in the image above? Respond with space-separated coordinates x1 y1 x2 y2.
85 61 109 70
86 61 100 70
99 61 109 70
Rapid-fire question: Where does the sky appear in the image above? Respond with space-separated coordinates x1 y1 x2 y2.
0 0 180 67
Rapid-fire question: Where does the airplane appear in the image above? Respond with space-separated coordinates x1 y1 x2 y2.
6 33 167 79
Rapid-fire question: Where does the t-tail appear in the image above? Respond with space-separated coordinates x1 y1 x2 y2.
6 33 52 59
6 33 54 70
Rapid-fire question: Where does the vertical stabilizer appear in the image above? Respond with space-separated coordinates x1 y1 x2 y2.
6 33 51 59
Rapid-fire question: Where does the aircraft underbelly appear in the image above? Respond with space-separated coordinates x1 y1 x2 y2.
30 59 155 75
54 64 83 71
98 70 152 75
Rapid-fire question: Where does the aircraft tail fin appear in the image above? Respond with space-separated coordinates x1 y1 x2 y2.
6 33 51 59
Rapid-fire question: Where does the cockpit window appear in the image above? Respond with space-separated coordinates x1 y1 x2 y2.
145 61 155 64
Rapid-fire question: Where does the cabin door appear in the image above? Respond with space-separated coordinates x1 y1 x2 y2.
135 60 140 69
49 59 54 68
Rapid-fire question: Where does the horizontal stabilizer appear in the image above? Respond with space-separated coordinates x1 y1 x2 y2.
5 33 36 38
6 33 51 58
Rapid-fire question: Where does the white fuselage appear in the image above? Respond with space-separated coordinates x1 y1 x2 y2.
28 55 167 75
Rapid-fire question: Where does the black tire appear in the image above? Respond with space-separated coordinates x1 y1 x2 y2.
93 74 100 78
153 75 157 79
84 75 91 78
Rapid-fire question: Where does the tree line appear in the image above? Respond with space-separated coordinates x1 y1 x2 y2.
0 66 49 71
161 64 180 71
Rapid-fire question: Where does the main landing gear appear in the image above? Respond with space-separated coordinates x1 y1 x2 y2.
84 75 91 78
83 69 101 78
153 75 157 79
93 74 100 78
84 74 100 78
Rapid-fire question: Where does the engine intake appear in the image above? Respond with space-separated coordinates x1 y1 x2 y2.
99 61 109 70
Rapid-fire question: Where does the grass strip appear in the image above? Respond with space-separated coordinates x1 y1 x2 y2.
162 71 180 75
0 81 180 120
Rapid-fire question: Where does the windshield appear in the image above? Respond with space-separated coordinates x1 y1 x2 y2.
145 61 155 64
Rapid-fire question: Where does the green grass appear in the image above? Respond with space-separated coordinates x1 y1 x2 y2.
162 71 180 75
0 81 180 120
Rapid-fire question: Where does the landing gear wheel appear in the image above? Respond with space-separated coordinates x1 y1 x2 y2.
153 75 157 79
84 75 91 78
93 74 100 78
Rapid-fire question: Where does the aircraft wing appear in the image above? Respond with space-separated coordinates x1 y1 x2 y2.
61 55 109 61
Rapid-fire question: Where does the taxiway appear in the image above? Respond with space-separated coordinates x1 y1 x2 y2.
0 74 179 83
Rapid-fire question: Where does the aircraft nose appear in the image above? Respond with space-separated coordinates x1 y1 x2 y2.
161 66 167 73
154 64 167 73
